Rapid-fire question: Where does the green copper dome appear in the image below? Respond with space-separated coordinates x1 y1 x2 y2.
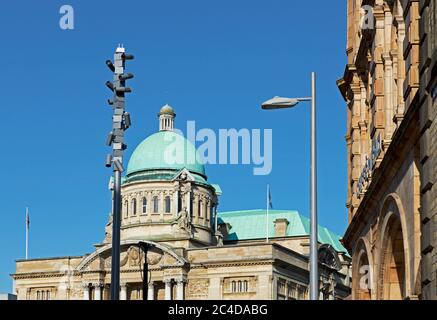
126 131 206 177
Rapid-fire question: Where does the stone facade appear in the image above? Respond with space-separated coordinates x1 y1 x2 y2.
337 0 436 300
418 0 437 299
12 232 351 300
11 106 351 300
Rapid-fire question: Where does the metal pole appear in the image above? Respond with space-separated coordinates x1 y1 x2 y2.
266 184 269 242
143 245 148 301
25 207 29 260
111 169 122 300
309 71 318 300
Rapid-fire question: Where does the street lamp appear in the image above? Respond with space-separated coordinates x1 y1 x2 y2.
261 72 318 300
138 242 152 301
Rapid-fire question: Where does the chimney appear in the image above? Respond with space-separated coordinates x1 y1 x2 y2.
274 218 289 237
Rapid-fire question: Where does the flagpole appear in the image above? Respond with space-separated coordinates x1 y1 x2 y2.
25 207 29 260
266 184 269 243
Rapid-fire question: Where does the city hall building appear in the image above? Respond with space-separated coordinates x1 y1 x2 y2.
12 106 351 300
337 0 436 299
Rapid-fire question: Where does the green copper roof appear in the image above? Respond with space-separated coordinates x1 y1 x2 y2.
126 131 206 177
217 209 347 254
211 184 222 196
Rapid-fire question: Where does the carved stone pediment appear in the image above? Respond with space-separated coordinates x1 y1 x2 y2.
77 240 186 272
172 168 195 183
120 246 164 268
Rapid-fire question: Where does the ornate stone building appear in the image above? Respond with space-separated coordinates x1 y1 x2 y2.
12 105 351 300
337 0 436 299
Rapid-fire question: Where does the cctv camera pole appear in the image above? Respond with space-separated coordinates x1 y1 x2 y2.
105 46 134 300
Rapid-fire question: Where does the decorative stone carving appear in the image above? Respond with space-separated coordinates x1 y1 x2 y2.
215 231 224 247
127 246 140 267
70 286 84 299
187 279 209 298
146 250 162 266
120 246 164 267
120 251 128 267
176 209 191 234
174 169 193 213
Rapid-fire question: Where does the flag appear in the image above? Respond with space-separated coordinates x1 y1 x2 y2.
26 207 30 228
266 184 273 242
268 184 273 209
25 207 29 260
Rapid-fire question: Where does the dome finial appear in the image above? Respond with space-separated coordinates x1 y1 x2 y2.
158 104 176 131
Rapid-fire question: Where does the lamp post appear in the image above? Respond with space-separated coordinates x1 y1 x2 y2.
138 242 150 301
261 72 318 300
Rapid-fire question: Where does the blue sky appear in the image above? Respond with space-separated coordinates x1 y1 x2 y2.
0 0 348 292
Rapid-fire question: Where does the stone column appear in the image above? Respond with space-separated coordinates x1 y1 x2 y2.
147 282 155 300
175 279 185 300
93 283 102 301
82 283 90 300
164 279 172 300
160 192 164 221
147 192 152 221
120 283 127 300
285 281 289 300
172 191 178 217
205 199 211 225
394 15 405 122
382 52 394 142
64 285 70 300
185 190 191 216
271 275 277 300
192 195 199 224
136 193 141 223
214 204 218 233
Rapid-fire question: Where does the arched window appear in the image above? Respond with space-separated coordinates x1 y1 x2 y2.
204 201 208 219
198 200 202 217
46 290 50 300
238 280 242 292
165 196 171 213
124 201 129 217
243 280 248 292
153 196 159 213
231 281 236 292
131 198 137 216
142 197 147 214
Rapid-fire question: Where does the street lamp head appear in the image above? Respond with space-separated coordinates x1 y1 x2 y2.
261 96 299 110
